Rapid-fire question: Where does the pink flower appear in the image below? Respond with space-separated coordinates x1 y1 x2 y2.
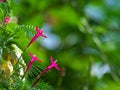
31 56 60 88
0 0 6 2
26 26 47 49
22 52 42 80
47 56 61 71
39 56 61 76
25 52 42 72
4 16 10 24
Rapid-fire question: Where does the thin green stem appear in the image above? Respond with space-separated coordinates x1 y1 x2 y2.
0 8 4 19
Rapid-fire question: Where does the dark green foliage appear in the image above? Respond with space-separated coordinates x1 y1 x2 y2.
1 0 120 90
0 0 51 90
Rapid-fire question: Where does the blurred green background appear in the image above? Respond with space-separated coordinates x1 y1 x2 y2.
7 0 120 90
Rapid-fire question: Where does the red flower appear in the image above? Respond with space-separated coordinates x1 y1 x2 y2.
26 26 47 49
47 56 61 71
0 0 6 2
31 56 60 88
22 52 42 80
4 16 10 24
25 52 42 72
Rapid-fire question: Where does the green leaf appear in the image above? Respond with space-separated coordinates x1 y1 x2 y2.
5 22 18 35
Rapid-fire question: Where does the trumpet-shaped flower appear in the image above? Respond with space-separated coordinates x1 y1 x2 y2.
22 52 42 80
0 0 6 2
31 56 60 88
25 52 42 72
41 56 61 75
26 26 47 49
4 16 10 24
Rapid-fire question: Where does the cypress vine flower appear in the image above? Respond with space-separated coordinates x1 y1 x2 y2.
26 26 47 49
0 0 6 2
4 16 10 24
31 56 61 88
22 52 42 79
25 52 42 72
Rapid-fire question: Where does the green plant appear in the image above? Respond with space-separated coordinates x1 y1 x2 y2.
0 0 61 90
